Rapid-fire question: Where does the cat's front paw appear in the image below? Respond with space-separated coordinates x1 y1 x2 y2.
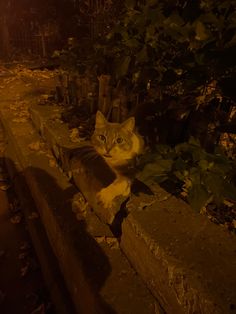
96 189 113 209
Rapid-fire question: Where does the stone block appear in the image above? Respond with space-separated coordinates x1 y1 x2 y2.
121 185 236 314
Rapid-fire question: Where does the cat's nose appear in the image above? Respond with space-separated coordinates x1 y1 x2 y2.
105 146 112 153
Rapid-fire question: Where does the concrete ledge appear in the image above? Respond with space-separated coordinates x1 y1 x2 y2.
29 105 82 172
0 104 160 314
121 185 236 314
24 104 236 313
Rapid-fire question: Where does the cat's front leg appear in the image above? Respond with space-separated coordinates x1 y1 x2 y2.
96 178 131 209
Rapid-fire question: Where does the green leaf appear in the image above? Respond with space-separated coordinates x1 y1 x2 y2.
174 157 187 171
124 38 140 48
155 144 172 155
198 159 210 171
188 137 201 146
188 184 210 212
204 173 224 205
125 0 135 9
147 0 158 7
225 33 236 48
164 12 185 27
106 25 129 41
136 46 148 63
133 14 148 32
147 8 164 24
210 159 231 175
145 24 157 43
115 56 131 78
174 170 187 181
200 13 219 26
175 142 205 163
223 183 236 201
189 167 201 185
137 159 173 182
195 21 210 41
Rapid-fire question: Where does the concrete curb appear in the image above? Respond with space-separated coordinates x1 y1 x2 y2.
4 141 76 314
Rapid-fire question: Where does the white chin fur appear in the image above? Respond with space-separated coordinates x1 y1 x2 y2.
104 157 131 167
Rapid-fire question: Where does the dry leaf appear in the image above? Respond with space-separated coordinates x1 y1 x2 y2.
28 141 41 151
223 200 234 207
95 236 105 244
30 303 45 314
18 252 28 260
105 237 119 249
49 159 57 168
20 263 30 277
10 214 22 224
95 236 119 249
72 192 88 214
69 128 81 143
0 183 11 191
28 212 39 220
12 117 28 123
20 241 31 251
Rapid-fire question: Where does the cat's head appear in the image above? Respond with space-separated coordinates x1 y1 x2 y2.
91 111 140 166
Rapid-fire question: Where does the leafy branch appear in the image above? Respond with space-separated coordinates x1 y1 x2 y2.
137 138 236 212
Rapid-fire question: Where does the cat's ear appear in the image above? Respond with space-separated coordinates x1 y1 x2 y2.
121 117 135 132
95 111 107 128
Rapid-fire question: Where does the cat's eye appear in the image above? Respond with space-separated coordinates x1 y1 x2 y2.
99 135 106 142
116 137 123 144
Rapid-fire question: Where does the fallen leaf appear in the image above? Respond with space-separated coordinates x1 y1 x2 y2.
30 304 45 314
26 293 39 307
12 117 28 123
105 237 119 249
20 241 31 251
95 236 119 249
18 252 28 260
72 192 88 214
95 236 105 244
28 141 41 151
9 201 21 213
223 200 234 207
10 214 22 224
119 270 128 277
0 183 11 191
49 159 57 168
69 128 81 143
20 263 30 277
28 212 39 220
